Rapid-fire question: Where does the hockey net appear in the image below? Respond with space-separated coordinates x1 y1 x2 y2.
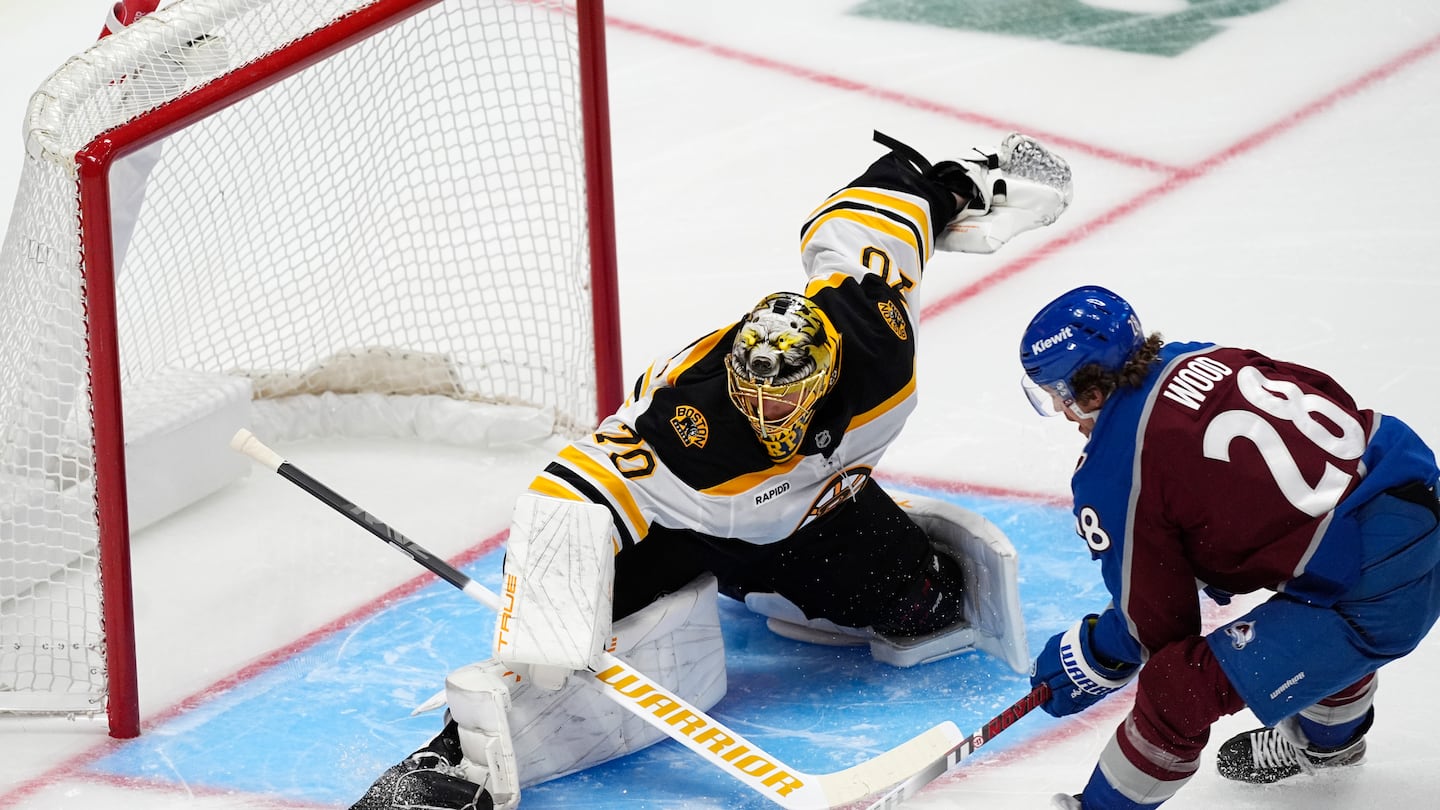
0 0 620 737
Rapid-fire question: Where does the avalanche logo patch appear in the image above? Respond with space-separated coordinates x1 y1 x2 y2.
1225 621 1256 650
670 405 708 448
877 300 908 340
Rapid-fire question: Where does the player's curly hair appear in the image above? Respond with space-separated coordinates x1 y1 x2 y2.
1069 333 1165 399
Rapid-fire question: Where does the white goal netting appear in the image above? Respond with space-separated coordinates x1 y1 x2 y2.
0 0 615 733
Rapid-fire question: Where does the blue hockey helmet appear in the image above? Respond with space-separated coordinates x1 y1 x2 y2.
1019 286 1143 417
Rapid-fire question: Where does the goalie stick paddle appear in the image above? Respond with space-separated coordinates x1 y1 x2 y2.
863 681 1052 809
230 429 966 809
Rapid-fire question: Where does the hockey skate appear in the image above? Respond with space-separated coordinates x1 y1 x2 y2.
1215 725 1367 784
349 720 494 810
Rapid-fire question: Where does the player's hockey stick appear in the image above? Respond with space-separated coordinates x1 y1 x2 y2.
230 429 965 809
863 681 1052 809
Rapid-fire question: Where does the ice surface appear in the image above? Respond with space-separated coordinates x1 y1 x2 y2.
3 1 1439 807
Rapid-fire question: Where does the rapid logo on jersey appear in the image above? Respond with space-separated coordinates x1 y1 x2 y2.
670 405 709 448
851 0 1287 57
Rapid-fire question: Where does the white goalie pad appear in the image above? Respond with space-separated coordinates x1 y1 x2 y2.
897 492 1028 673
744 493 1028 673
450 574 727 791
492 494 615 672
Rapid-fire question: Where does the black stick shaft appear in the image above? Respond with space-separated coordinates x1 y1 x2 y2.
274 460 474 592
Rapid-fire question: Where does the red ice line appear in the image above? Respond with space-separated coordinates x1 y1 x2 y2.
0 534 508 809
605 14 1440 326
5 19 1440 810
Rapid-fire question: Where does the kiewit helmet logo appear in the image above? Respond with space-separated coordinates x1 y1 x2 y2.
1031 326 1075 355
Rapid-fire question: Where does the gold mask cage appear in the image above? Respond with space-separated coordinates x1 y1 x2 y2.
725 292 842 443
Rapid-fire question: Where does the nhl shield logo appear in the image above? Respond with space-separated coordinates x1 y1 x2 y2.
670 405 709 448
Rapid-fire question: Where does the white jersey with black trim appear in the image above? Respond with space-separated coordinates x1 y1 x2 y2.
526 150 959 552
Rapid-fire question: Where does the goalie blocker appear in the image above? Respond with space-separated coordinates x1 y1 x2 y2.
492 493 615 689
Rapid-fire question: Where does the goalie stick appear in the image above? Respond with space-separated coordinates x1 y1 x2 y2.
229 429 965 809
863 682 1052 809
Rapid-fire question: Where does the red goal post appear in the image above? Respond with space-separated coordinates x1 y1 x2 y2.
0 0 621 738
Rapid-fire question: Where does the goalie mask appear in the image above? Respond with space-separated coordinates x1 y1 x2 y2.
725 292 842 463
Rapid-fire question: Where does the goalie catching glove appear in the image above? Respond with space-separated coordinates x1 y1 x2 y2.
1030 614 1136 717
938 132 1073 254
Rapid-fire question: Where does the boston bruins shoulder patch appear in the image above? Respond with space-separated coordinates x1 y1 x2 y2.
670 405 709 448
878 300 908 341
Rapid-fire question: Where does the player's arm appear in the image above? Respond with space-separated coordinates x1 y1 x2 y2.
799 132 1073 298
1089 477 1206 665
798 146 952 296
526 422 654 558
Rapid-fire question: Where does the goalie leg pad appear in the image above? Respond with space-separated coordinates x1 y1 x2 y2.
893 492 1029 673
751 588 977 668
446 669 520 809
744 591 875 646
452 574 727 790
743 495 1027 671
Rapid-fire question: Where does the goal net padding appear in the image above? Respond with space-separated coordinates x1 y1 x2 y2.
0 0 620 737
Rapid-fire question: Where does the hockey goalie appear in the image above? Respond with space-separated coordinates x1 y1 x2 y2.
350 129 1073 810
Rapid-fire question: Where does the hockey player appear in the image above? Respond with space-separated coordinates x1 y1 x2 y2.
1020 286 1440 809
350 130 1073 810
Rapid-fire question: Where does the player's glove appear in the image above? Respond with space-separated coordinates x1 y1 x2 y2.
925 155 997 217
1030 615 1136 718
939 132 1073 253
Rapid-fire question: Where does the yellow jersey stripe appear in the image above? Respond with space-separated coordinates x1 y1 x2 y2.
699 453 807 497
804 187 932 256
801 208 923 268
849 365 916 431
664 326 731 387
557 445 648 539
527 474 583 501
